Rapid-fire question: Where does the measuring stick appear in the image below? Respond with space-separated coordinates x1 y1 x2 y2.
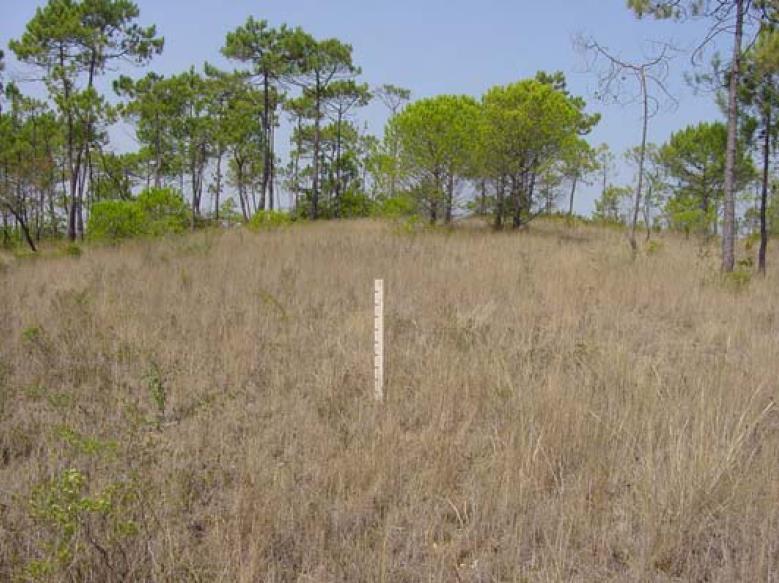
374 279 384 401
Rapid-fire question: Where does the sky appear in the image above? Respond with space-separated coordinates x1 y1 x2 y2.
1 0 729 214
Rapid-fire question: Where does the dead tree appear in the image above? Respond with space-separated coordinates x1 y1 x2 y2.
578 36 677 252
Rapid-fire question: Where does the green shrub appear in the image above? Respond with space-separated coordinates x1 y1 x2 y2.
248 210 294 230
63 243 82 257
374 193 417 218
398 214 424 234
136 187 189 235
665 198 712 238
88 189 189 241
339 190 375 218
646 240 664 255
21 325 44 345
725 266 752 290
87 200 145 242
26 468 142 578
145 361 167 425
293 191 373 219
218 198 243 225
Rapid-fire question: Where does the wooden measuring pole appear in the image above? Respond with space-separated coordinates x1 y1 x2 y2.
374 279 384 401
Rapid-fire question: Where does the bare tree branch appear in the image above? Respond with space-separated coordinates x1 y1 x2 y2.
575 34 678 252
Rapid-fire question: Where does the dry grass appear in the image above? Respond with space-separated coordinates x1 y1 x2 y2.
0 219 778 582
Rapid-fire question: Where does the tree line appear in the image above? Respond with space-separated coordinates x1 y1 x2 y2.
1 0 778 274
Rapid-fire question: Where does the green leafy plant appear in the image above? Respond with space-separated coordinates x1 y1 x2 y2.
248 210 294 230
87 200 146 242
218 198 243 225
338 189 375 218
21 325 44 345
26 468 142 579
374 192 417 219
63 243 82 257
723 260 753 291
136 187 189 235
88 188 189 242
146 361 167 424
646 240 664 255
56 426 118 458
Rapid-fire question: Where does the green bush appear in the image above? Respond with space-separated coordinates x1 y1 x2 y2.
339 190 375 218
373 193 417 218
725 265 752 291
87 200 145 241
88 188 189 242
218 198 243 225
63 243 82 257
26 468 142 579
292 190 374 219
646 240 664 255
248 210 294 230
136 187 189 235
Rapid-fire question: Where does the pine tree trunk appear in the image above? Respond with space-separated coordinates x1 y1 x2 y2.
630 71 649 253
758 103 771 275
154 113 162 188
258 163 266 213
214 147 223 222
311 78 322 219
269 123 275 211
430 170 440 225
494 176 505 230
445 173 454 224
237 161 248 221
60 46 80 243
722 0 745 272
293 116 302 212
512 174 522 229
6 203 36 252
568 174 578 216
261 73 272 210
335 111 343 218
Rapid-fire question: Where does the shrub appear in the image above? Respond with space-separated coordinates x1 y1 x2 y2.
339 190 375 218
248 210 294 230
665 198 712 238
218 198 243 226
63 243 82 257
646 240 664 255
373 193 417 219
87 200 145 242
146 361 167 426
135 187 189 235
292 191 374 219
725 266 752 290
88 189 189 242
26 468 142 579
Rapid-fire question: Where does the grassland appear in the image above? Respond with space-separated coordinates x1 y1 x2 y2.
0 219 778 581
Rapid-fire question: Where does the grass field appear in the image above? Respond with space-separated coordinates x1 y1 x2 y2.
1 219 778 581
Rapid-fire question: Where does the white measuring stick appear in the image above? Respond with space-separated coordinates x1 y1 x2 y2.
374 279 384 401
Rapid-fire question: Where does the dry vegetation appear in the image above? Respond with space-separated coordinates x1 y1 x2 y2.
0 219 778 582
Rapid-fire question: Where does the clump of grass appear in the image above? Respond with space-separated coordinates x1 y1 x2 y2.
62 243 83 257
646 238 664 254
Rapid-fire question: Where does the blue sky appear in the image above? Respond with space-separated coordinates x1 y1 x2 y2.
2 0 727 214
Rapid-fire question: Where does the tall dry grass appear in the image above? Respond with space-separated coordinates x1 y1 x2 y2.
0 219 777 582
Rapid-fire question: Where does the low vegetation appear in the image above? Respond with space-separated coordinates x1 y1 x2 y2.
1 219 777 581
